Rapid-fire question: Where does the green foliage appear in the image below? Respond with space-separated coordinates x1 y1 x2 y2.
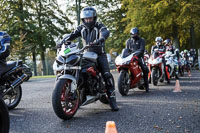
121 0 200 51
0 0 72 75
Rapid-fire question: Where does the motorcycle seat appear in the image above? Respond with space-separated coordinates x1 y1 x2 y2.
0 61 17 77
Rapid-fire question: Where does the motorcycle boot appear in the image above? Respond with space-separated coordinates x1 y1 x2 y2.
144 77 149 92
139 58 149 92
104 72 119 111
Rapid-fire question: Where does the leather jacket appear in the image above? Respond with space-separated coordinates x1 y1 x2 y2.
126 37 145 58
151 45 166 54
58 22 110 54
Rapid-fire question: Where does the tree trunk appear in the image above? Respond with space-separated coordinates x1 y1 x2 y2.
40 51 46 75
172 24 180 49
190 24 195 49
32 49 37 76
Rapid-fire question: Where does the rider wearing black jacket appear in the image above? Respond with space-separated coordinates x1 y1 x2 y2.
126 27 149 92
151 37 166 54
0 31 11 76
57 7 119 111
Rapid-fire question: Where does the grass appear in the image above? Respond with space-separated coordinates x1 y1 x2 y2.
31 75 56 79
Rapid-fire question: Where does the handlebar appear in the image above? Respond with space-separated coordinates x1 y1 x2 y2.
79 44 101 53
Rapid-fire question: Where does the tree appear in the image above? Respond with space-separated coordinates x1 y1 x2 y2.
121 0 200 51
0 0 72 75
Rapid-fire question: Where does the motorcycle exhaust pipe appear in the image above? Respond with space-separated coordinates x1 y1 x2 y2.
10 74 27 89
3 74 27 96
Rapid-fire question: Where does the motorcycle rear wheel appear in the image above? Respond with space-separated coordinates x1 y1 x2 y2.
52 79 79 120
3 86 22 110
0 96 9 133
118 70 130 96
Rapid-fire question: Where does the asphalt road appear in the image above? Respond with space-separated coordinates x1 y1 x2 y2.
9 71 200 133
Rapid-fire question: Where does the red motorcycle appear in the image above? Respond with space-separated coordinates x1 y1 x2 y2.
148 49 170 85
115 49 147 96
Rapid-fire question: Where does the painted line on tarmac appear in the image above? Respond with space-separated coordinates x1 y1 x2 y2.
37 79 55 82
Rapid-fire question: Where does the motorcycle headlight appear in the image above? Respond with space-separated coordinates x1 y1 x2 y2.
122 61 130 65
53 61 64 71
56 55 65 64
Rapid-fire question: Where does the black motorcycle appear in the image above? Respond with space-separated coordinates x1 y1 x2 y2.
52 43 109 120
0 60 28 110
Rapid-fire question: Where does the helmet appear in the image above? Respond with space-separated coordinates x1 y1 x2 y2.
80 7 97 29
155 37 163 42
175 48 179 53
130 27 139 35
0 31 11 46
184 49 188 53
164 39 171 45
130 27 139 39
155 37 163 46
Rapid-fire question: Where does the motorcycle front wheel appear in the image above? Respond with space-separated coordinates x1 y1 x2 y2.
118 70 130 96
99 94 109 104
3 85 22 110
52 79 79 120
0 96 9 133
152 68 158 86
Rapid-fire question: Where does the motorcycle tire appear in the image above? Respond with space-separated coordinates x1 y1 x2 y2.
52 79 79 120
118 70 130 96
0 96 10 133
4 86 22 110
152 69 158 86
138 86 144 90
99 95 109 104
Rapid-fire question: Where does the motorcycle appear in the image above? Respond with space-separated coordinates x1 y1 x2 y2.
144 50 150 66
165 51 179 79
181 52 191 73
148 49 167 85
0 96 9 133
52 42 109 120
0 60 28 109
115 48 148 96
178 55 185 76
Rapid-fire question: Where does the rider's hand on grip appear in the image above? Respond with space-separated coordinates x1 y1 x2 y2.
92 37 105 45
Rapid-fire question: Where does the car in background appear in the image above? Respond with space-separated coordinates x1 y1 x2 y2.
23 64 32 81
107 53 116 70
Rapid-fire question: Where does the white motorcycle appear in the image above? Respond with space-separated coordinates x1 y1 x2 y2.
165 51 179 79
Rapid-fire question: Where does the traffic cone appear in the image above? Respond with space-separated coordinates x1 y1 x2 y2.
173 80 182 92
105 121 117 133
188 71 191 77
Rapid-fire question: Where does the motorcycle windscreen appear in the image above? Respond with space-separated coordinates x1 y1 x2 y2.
121 48 131 58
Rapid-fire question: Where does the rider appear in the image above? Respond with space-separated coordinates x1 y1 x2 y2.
0 31 11 77
151 37 170 84
57 7 119 111
189 49 196 65
183 49 191 72
126 27 149 92
164 39 175 54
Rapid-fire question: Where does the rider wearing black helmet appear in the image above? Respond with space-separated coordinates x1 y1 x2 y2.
57 7 119 111
126 27 149 92
0 31 11 77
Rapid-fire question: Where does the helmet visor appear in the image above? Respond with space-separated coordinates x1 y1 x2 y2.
80 10 96 19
